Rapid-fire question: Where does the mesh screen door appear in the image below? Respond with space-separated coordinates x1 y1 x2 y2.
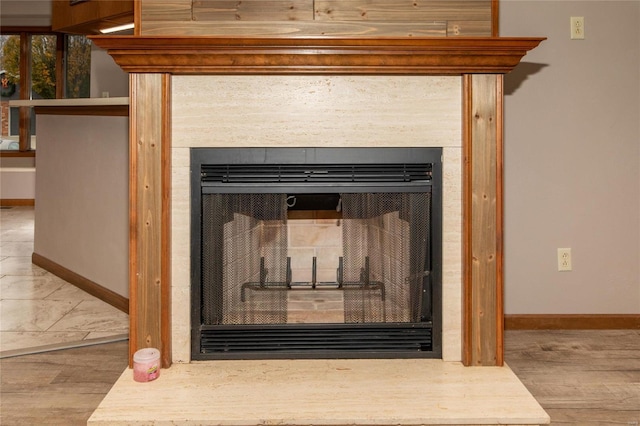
202 193 289 325
201 192 430 326
341 193 431 324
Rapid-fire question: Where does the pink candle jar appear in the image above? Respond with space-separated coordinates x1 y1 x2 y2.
133 348 160 382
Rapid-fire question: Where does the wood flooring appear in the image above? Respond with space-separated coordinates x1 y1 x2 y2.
504 329 640 425
0 340 128 426
1 331 639 425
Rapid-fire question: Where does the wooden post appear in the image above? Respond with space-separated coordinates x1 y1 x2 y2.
129 73 172 367
462 74 504 366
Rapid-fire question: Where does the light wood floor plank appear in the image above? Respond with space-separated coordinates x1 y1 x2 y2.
0 341 128 425
505 330 640 425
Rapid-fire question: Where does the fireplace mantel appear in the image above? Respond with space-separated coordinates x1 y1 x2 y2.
92 36 543 75
90 35 543 368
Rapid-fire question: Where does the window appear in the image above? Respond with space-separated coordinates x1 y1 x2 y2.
0 32 91 152
31 35 58 100
65 35 91 99
1 34 21 151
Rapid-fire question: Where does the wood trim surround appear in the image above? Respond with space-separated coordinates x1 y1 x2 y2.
52 0 134 34
33 105 129 117
91 35 544 367
32 253 129 314
129 73 172 368
491 0 499 37
90 36 544 75
160 75 172 368
128 75 139 365
505 314 640 330
0 151 36 158
462 76 473 365
495 75 505 363
0 26 53 33
462 74 504 366
133 0 142 36
0 199 35 207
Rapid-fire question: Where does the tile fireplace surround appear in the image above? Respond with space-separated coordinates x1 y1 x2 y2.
88 36 548 426
176 76 454 361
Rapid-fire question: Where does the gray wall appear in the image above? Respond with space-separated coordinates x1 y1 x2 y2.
501 1 640 314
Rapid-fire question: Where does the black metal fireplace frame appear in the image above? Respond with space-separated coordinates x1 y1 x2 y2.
190 147 442 360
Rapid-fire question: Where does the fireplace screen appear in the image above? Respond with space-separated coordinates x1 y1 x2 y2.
191 148 441 359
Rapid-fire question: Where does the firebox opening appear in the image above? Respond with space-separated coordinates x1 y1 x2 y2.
286 193 342 211
191 148 442 360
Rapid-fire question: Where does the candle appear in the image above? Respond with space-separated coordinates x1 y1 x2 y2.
133 348 160 382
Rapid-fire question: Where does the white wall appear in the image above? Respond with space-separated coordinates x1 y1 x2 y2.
501 1 640 314
0 168 35 199
34 114 129 298
0 156 36 200
90 45 129 98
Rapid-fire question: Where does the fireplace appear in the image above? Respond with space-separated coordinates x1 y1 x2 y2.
191 147 442 359
89 35 544 367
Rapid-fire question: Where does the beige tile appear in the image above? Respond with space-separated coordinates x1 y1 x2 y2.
0 225 35 242
0 274 66 299
45 282 106 302
289 223 342 248
291 267 312 283
89 359 549 425
288 289 343 303
441 147 462 362
171 147 191 293
0 299 78 331
170 163 194 356
47 299 129 333
315 247 343 269
172 76 461 149
315 268 339 282
171 285 191 363
0 256 47 276
0 241 34 257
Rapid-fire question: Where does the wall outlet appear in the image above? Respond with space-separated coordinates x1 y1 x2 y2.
571 16 585 40
557 248 572 271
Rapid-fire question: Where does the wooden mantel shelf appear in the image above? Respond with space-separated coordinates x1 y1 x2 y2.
90 36 544 75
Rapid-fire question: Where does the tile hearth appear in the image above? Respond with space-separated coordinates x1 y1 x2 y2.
89 358 549 425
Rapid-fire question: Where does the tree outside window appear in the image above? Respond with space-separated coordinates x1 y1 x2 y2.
1 33 91 151
1 35 20 96
65 35 91 99
2 34 57 100
31 35 57 100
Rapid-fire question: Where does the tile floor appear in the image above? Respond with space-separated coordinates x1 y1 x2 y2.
0 206 128 357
